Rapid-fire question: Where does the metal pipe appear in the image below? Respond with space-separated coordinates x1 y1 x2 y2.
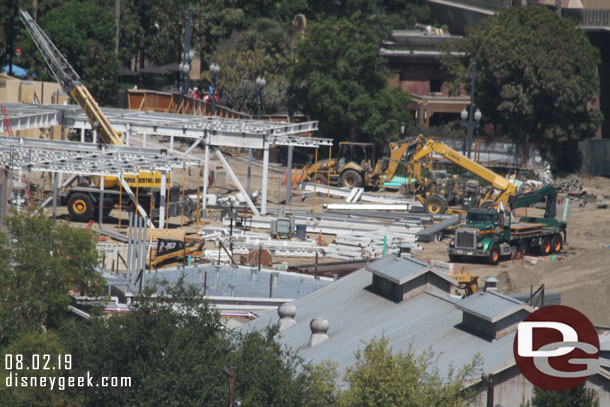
140 218 148 274
99 175 105 230
261 145 269 214
52 172 58 225
127 212 133 284
247 148 252 197
286 146 293 204
203 137 210 217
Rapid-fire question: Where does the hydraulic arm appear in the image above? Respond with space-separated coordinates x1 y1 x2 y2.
508 184 557 219
18 8 123 146
410 139 518 207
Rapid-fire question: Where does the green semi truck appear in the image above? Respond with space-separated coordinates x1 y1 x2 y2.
448 185 567 264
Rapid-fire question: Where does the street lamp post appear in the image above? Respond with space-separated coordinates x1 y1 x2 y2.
178 7 193 95
461 107 482 159
247 77 266 197
210 63 220 116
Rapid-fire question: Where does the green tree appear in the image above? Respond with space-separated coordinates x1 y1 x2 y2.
19 1 120 105
528 384 598 407
214 18 292 113
288 14 412 144
0 208 102 345
444 6 602 168
337 337 479 407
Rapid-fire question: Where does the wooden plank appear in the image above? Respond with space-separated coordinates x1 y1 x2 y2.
147 228 185 241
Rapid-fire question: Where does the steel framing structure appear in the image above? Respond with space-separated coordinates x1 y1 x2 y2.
0 102 332 215
0 135 199 228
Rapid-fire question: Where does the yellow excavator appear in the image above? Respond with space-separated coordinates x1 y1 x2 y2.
300 138 419 189
19 9 165 221
405 137 519 214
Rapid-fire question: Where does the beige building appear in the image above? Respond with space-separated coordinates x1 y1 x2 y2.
0 73 68 139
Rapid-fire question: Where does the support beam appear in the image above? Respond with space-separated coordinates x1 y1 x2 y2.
98 175 105 230
213 148 260 216
41 175 77 207
247 148 253 196
202 141 210 217
119 176 155 228
170 135 174 154
80 128 85 143
261 145 270 214
93 130 97 144
286 146 293 204
142 133 147 148
158 171 167 229
52 172 58 224
180 136 203 159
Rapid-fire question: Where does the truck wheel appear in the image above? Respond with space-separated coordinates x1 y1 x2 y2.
340 170 363 188
551 234 563 253
67 193 94 222
488 244 500 265
424 194 447 214
539 236 552 256
479 200 496 211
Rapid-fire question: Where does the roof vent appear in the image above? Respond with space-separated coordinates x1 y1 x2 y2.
366 255 456 302
483 276 500 292
309 318 330 347
456 291 532 340
277 303 297 331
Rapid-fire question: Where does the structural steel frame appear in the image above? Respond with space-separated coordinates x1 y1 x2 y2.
0 102 333 216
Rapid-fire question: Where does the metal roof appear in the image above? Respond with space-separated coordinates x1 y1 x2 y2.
455 290 533 323
238 268 523 387
109 264 333 300
365 255 457 286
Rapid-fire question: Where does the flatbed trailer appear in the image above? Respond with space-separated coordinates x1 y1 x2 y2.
447 209 566 264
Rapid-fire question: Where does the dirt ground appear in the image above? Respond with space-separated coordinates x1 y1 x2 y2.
27 135 610 325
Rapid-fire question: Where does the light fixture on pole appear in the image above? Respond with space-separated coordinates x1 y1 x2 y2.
255 77 266 120
248 77 266 197
179 8 193 95
210 63 220 116
461 107 482 158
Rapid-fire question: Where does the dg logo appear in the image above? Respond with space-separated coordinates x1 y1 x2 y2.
513 305 600 391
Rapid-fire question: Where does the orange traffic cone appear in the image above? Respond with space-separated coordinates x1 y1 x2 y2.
317 231 322 246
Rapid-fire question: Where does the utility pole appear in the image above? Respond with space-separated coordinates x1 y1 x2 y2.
223 367 237 407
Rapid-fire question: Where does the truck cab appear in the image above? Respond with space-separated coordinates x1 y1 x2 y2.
448 208 513 264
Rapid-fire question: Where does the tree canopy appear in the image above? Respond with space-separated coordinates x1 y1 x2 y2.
0 208 102 346
288 14 413 143
527 384 599 407
445 6 602 157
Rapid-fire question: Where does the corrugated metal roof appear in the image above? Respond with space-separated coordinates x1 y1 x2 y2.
456 290 532 323
108 264 333 299
365 255 429 284
238 268 522 387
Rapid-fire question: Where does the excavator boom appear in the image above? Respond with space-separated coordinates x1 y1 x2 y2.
19 8 123 146
411 139 518 206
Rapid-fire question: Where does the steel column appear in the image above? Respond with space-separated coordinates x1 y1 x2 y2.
285 146 293 204
261 144 269 214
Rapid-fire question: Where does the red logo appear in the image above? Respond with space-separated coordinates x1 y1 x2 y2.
513 305 599 391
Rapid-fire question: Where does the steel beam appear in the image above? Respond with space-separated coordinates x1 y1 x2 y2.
213 148 259 216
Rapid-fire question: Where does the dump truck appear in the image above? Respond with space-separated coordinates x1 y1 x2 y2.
448 185 566 264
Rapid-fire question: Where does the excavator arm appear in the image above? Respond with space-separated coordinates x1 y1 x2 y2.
19 8 123 146
508 184 557 219
411 139 518 206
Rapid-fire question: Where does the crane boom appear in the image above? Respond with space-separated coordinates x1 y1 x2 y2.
18 8 123 146
411 139 518 206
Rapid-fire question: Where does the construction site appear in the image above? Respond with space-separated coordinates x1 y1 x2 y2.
5 5 610 404
1 8 610 327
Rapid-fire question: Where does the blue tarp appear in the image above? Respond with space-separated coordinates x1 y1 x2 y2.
1 64 32 79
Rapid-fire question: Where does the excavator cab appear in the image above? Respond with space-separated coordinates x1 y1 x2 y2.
335 142 376 172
